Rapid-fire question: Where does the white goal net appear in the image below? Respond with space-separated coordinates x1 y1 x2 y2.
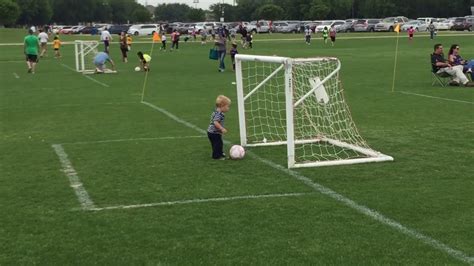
235 54 393 168
74 40 99 74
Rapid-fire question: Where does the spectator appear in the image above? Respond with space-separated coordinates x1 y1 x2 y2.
428 22 436 40
171 29 180 51
24 29 40 74
304 26 312 45
38 29 49 57
100 28 112 53
431 44 473 87
215 34 227 72
448 44 474 80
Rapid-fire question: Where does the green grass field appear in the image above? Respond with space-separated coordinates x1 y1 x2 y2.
1 29 473 264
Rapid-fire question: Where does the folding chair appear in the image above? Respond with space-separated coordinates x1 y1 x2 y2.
431 70 451 87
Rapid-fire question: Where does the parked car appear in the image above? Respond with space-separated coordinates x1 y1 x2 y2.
247 20 271 33
59 26 74 34
79 26 99 35
315 20 345 33
417 17 435 24
303 21 322 32
401 20 428 31
353 19 381 32
272 21 299 33
375 16 409 32
127 24 159 36
433 18 453 30
336 19 358 32
452 17 473 31
108 25 131 35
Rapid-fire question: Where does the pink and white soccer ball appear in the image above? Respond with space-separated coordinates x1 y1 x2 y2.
230 145 245 159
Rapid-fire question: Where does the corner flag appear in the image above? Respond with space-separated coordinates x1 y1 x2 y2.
394 23 400 34
152 32 161 42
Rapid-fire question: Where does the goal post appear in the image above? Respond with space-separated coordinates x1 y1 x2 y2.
74 40 99 74
235 54 393 168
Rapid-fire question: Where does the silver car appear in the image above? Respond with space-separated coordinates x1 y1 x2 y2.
401 20 428 31
375 16 409 32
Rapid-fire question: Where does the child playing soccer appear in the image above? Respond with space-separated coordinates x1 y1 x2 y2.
137 51 151 71
408 26 415 42
322 26 329 44
207 95 231 160
160 33 167 51
329 25 336 46
230 43 238 71
53 36 61 58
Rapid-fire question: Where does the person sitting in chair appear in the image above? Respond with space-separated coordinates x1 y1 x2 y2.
431 44 473 87
448 44 474 81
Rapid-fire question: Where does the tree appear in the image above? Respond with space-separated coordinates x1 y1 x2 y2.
0 0 20 26
16 0 52 25
186 8 205 22
130 3 152 23
154 3 191 22
255 4 284 20
304 0 330 20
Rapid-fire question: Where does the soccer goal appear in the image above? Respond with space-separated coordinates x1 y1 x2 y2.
235 54 393 168
74 40 99 74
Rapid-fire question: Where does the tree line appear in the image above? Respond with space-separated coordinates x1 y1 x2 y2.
0 0 472 26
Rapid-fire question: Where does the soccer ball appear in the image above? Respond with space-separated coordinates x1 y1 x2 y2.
229 145 245 160
134 66 141 72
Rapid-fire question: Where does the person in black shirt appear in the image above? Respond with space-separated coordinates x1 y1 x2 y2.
431 44 472 86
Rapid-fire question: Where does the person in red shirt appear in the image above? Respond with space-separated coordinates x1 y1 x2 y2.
171 29 180 51
408 26 415 42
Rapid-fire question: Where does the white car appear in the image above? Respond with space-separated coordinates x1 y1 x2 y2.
127 24 159 36
315 20 345 33
434 18 454 30
401 20 428 31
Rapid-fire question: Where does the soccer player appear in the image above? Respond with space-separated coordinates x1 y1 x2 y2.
304 26 312 45
329 25 337 46
322 26 329 44
24 29 40 74
126 34 133 51
137 51 151 71
230 43 238 71
207 95 231 160
53 36 61 58
119 31 128 62
38 29 49 57
93 51 115 73
408 26 415 42
160 33 167 51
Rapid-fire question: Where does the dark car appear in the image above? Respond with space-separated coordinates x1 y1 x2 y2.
108 25 131 35
79 26 99 35
452 17 472 31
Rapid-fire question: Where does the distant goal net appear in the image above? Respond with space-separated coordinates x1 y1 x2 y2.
235 54 393 168
74 40 99 74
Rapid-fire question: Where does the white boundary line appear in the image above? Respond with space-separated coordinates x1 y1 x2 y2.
88 192 311 211
140 100 474 264
0 101 138 111
61 135 205 145
13 72 19 79
52 144 96 210
61 63 110 88
400 91 474 105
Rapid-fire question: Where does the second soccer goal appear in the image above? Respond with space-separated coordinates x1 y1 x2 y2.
235 54 393 168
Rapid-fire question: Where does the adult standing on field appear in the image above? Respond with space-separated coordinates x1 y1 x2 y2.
24 29 40 74
215 33 227 72
100 28 112 53
428 22 436 40
38 29 49 57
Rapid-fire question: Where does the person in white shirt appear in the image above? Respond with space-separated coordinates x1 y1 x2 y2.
100 29 112 53
38 29 49 57
304 26 312 45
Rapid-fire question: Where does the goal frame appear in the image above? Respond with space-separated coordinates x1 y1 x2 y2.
235 54 394 168
74 40 99 73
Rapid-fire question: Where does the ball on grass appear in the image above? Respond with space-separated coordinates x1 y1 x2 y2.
134 66 141 72
230 145 245 160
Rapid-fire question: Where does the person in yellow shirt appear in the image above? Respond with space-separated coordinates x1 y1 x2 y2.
137 51 151 71
126 34 132 51
53 36 61 58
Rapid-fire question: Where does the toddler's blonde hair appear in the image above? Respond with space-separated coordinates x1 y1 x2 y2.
216 95 231 107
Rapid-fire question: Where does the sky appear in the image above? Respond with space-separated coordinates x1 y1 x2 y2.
137 0 235 10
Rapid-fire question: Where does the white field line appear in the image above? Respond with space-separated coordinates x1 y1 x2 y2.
61 63 109 88
141 100 474 265
13 72 19 79
88 192 310 211
400 91 474 105
1 33 473 47
52 144 96 210
61 135 205 145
